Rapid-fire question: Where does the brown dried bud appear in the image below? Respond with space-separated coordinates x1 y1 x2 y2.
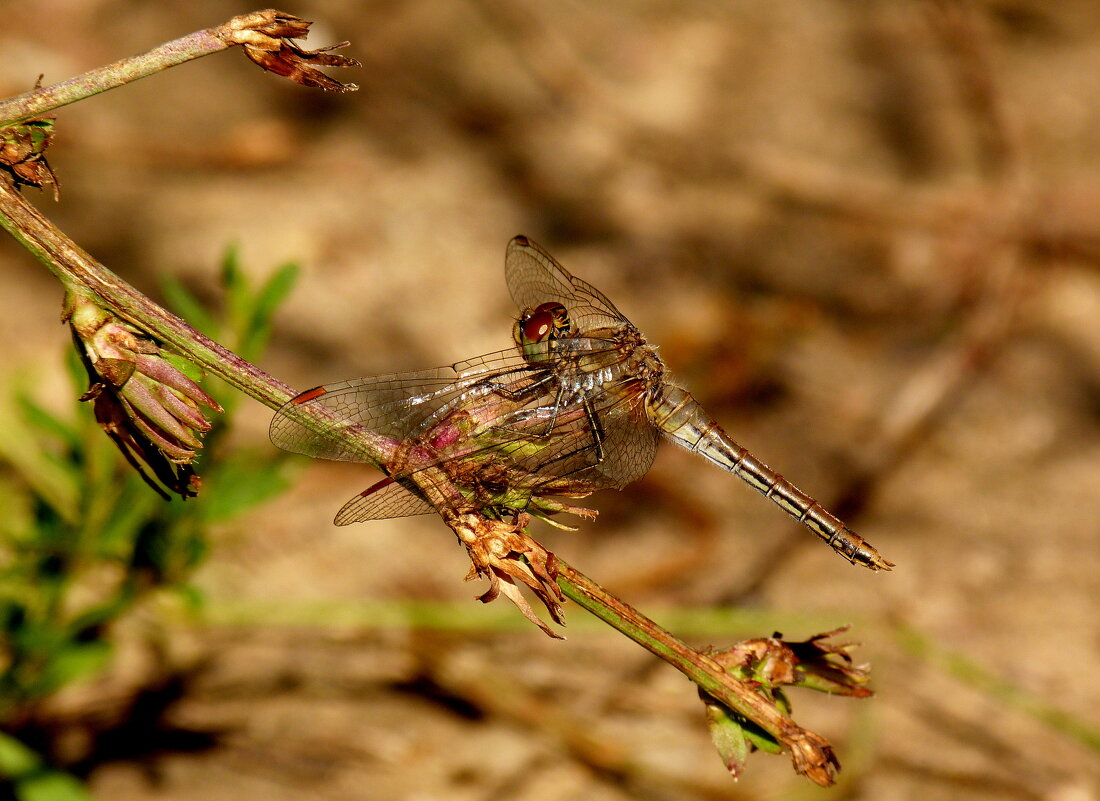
219 10 360 93
65 292 223 499
710 628 872 698
701 628 869 784
0 116 58 196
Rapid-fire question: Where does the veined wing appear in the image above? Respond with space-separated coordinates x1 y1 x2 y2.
504 376 660 499
269 347 546 463
334 476 434 524
506 236 628 333
331 369 659 525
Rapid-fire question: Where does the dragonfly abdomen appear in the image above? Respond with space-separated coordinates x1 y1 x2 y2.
647 384 892 571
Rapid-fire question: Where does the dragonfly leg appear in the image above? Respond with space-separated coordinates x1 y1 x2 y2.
581 397 606 463
486 379 568 443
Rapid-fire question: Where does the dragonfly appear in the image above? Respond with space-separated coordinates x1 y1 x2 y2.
270 236 892 571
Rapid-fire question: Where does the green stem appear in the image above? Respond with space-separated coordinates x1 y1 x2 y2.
893 624 1100 753
0 176 288 408
557 562 783 733
0 28 232 128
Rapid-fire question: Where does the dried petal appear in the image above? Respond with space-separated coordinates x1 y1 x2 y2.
118 395 202 462
89 380 199 500
146 378 212 432
786 627 872 698
120 377 203 449
788 731 841 787
698 629 870 785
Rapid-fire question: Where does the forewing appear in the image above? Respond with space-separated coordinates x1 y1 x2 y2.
269 349 539 463
506 236 627 332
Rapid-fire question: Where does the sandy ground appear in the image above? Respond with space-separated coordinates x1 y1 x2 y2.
2 1 1100 799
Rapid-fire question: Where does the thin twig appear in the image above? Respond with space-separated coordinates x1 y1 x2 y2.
0 10 358 129
0 30 232 128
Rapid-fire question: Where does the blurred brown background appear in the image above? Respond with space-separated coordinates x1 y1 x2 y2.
3 1 1100 799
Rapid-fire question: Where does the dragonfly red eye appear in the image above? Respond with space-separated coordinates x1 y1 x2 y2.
521 310 554 342
520 302 569 343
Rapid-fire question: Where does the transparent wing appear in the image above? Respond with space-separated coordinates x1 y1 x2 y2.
389 370 659 498
334 477 434 525
506 236 628 332
271 334 660 521
269 348 544 463
586 380 661 489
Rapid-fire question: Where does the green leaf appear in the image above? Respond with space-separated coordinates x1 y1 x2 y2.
740 718 784 755
705 699 751 778
0 391 80 524
221 244 252 345
0 732 41 779
64 348 89 398
0 474 33 540
16 770 94 801
15 394 79 453
67 595 135 638
201 453 292 522
93 479 160 559
158 350 204 383
39 641 113 693
238 261 298 360
173 583 206 614
159 275 218 338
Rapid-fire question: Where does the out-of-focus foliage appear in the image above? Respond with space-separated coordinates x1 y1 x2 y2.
0 252 297 800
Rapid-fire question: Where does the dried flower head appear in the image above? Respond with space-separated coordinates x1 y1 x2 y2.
450 512 566 639
219 10 361 93
701 628 870 781
0 116 58 196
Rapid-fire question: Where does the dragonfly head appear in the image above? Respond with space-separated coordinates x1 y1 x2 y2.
514 302 571 364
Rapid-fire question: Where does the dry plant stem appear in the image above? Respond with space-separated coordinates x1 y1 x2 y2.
0 174 835 784
557 559 837 785
0 27 234 128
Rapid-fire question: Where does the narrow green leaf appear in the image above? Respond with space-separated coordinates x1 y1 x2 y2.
705 699 751 778
239 261 299 359
94 480 160 558
15 394 79 453
221 244 252 345
16 770 94 801
174 583 206 614
0 394 80 524
740 719 784 755
39 641 113 692
200 453 292 522
0 732 41 778
67 594 135 638
159 275 217 338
